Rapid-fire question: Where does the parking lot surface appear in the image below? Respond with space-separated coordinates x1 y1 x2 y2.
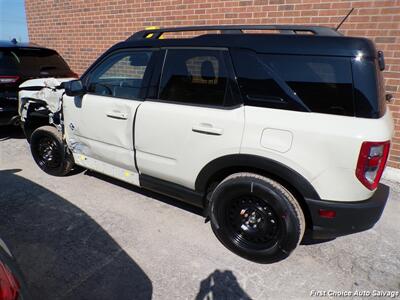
0 126 399 300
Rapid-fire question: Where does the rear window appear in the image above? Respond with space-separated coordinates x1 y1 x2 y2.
232 49 355 116
0 48 72 77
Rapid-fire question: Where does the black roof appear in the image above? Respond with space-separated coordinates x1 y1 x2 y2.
108 25 377 58
0 40 49 50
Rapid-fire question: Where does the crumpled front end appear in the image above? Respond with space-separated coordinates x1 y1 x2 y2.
19 77 75 128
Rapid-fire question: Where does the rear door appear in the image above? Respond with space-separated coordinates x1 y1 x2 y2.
63 49 155 185
135 48 245 189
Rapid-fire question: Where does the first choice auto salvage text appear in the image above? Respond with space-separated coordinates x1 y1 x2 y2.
310 290 399 298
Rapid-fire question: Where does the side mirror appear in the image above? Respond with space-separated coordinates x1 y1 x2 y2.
64 80 86 97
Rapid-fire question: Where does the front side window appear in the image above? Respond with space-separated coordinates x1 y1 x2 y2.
87 51 153 100
159 49 232 106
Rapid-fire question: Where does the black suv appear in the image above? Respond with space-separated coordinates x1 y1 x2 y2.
0 40 76 126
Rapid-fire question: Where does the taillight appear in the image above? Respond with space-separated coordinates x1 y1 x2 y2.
0 261 20 300
356 141 390 190
0 76 19 84
318 209 336 219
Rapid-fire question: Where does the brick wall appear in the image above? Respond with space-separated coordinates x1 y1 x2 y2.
103 55 146 79
25 0 400 168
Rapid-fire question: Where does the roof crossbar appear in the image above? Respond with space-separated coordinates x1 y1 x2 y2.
128 25 341 40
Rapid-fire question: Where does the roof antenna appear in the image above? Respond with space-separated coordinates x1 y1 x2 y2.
335 8 355 31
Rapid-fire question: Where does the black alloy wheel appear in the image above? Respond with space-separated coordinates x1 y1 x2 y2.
210 173 305 263
226 195 282 251
30 126 74 176
36 136 62 169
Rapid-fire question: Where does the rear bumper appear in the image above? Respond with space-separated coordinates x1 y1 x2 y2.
305 183 390 239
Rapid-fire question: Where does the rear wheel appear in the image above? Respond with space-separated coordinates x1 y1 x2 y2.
30 126 74 176
209 173 305 263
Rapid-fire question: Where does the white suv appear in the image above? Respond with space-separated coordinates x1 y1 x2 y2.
19 26 394 263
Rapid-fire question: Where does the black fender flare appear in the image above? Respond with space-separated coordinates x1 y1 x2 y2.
195 154 320 200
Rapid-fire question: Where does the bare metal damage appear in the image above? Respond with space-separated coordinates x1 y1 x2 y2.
19 77 93 158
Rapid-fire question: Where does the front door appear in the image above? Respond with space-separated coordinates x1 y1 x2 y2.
63 49 155 184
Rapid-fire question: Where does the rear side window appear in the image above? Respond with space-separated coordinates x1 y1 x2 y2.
232 49 355 116
3 48 73 77
159 49 234 107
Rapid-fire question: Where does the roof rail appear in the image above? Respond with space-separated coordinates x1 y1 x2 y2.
127 25 341 40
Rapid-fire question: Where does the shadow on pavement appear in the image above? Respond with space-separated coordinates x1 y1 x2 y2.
0 125 25 141
84 171 336 246
85 170 204 217
0 169 153 300
195 269 251 300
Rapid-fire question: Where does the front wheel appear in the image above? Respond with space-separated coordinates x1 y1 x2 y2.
209 173 305 263
30 126 74 176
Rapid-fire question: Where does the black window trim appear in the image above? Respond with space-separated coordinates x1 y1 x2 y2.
230 48 311 113
147 47 243 110
254 53 311 112
82 48 159 101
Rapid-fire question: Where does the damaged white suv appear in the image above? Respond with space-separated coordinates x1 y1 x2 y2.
19 26 394 263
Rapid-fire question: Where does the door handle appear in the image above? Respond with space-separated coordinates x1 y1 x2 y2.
106 111 128 120
192 123 223 136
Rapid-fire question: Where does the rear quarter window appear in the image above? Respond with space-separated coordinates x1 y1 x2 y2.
260 54 354 116
351 58 385 118
232 49 355 116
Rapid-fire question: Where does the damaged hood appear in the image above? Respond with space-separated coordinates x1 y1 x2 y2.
19 77 75 115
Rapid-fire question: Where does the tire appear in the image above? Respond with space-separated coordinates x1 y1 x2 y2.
30 126 74 176
209 172 305 263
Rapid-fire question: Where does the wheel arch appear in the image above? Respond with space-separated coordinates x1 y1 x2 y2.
195 154 320 227
21 102 51 141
